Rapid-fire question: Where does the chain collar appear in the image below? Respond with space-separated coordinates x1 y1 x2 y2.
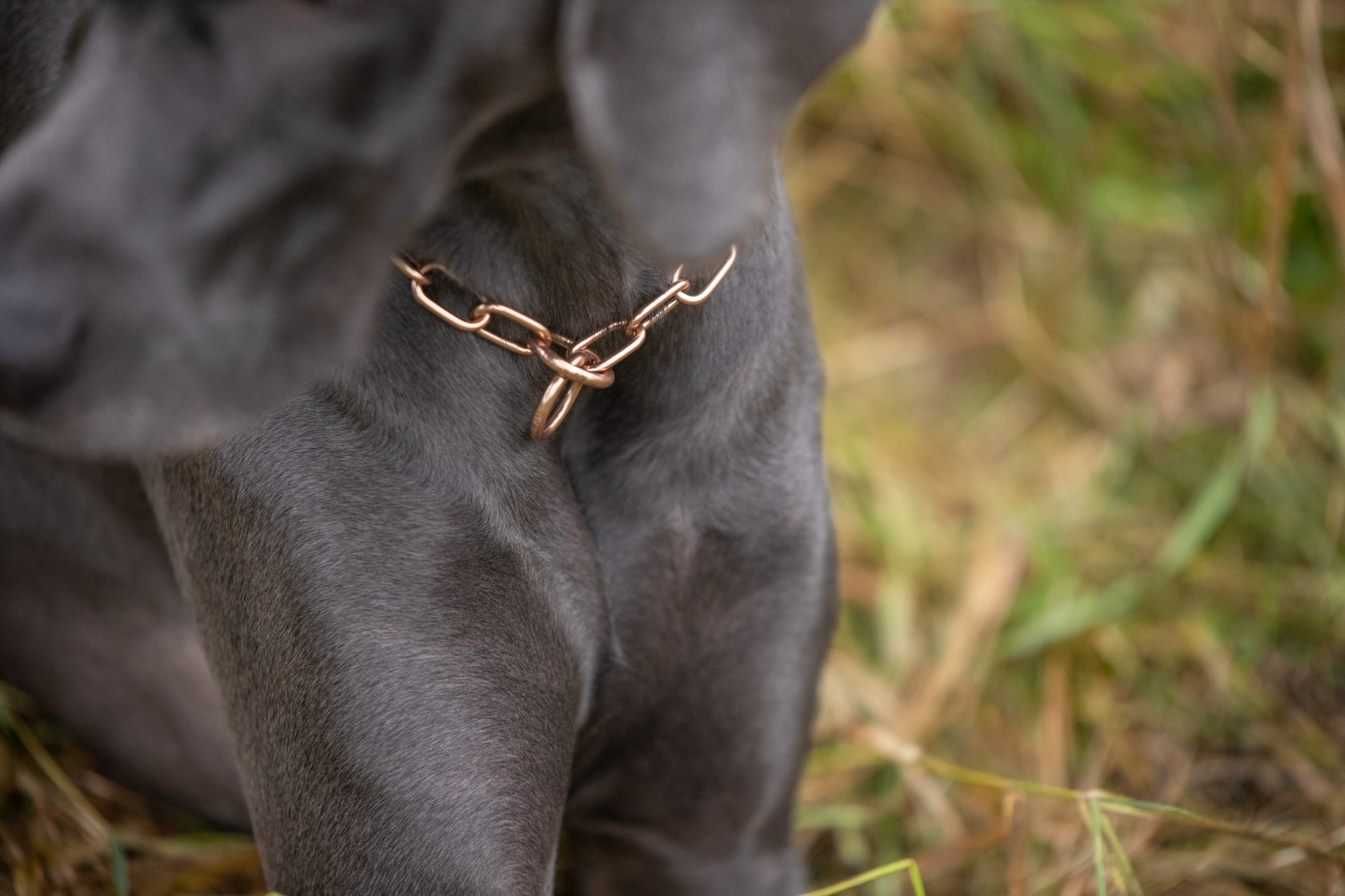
390 247 737 440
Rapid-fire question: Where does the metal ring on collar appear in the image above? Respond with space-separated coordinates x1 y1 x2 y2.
532 341 616 389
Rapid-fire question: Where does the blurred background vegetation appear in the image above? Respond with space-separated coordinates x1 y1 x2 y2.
4 1 1345 893
796 0 1345 892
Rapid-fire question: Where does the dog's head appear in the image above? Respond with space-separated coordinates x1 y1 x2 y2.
0 0 877 457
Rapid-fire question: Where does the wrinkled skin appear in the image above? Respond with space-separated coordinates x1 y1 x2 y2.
0 1 877 892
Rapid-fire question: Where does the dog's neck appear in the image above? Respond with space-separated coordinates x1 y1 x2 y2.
412 165 647 344
343 105 812 445
411 97 789 333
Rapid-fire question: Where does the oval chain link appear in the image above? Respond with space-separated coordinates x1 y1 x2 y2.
392 246 737 440
472 303 555 357
406 264 491 333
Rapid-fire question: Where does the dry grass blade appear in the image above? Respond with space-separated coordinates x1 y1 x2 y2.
1299 0 1345 265
1263 0 1304 325
860 727 1345 873
898 535 1028 742
9 717 109 846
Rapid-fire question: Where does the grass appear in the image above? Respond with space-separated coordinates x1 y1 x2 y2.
794 0 1345 892
5 1 1345 893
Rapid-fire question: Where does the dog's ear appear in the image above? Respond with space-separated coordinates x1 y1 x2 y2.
561 0 878 261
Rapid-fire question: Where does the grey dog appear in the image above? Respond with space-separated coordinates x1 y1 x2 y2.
0 1 878 892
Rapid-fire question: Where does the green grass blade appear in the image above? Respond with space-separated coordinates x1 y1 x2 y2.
1083 797 1109 896
804 858 926 896
111 838 130 896
1099 808 1144 895
1243 384 1278 464
999 576 1145 659
1156 453 1244 577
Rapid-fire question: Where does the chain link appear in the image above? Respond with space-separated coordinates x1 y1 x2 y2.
391 245 737 440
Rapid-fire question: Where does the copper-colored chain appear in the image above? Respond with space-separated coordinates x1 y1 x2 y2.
390 246 737 440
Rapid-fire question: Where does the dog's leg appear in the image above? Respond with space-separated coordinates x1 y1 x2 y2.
560 208 836 896
0 436 247 826
142 333 604 894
